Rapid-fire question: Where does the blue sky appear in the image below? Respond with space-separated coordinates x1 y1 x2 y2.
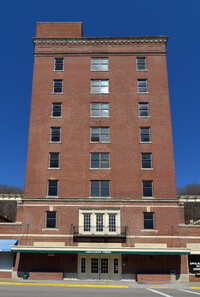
0 0 199 189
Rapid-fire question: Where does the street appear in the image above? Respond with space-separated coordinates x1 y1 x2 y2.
0 283 200 297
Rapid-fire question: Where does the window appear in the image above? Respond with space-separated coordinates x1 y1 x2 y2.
137 58 146 70
139 103 149 117
138 79 148 93
81 258 86 273
114 258 119 274
143 212 154 229
141 153 152 169
52 103 62 117
140 127 150 142
90 103 109 117
49 153 59 168
79 209 120 235
91 153 110 169
48 180 58 196
143 181 153 197
91 127 109 142
84 214 91 232
91 258 98 273
91 58 108 71
91 80 109 93
53 80 63 93
46 211 56 228
109 214 116 232
96 214 104 231
54 58 64 71
91 180 110 197
51 127 61 142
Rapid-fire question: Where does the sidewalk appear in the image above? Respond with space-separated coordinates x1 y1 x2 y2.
0 278 200 289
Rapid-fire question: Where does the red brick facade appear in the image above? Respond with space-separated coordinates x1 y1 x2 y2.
1 23 199 282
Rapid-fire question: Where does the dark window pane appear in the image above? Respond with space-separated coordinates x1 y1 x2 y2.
101 162 109 169
51 128 60 142
46 211 56 228
54 80 63 93
144 213 154 229
101 153 109 161
140 110 148 116
144 220 154 229
143 181 152 187
91 128 100 142
48 180 58 196
91 160 99 168
91 153 100 168
50 160 59 168
142 160 151 168
91 134 99 142
52 103 61 117
49 180 57 187
47 212 56 219
144 213 153 220
91 181 100 196
55 59 63 71
46 219 56 228
143 188 152 197
101 181 109 197
141 128 150 134
141 135 150 142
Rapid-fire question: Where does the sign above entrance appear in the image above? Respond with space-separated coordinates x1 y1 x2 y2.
85 251 111 254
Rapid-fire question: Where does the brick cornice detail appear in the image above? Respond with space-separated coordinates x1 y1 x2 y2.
33 36 168 46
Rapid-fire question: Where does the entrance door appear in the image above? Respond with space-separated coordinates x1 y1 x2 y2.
78 254 121 280
90 257 99 279
100 257 109 280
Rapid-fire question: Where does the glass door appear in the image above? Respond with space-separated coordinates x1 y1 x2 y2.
100 257 109 280
90 257 99 279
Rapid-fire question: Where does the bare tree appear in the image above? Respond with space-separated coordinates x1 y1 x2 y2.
0 184 24 194
178 183 200 195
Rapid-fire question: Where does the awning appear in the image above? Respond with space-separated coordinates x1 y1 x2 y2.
12 246 190 255
0 240 18 252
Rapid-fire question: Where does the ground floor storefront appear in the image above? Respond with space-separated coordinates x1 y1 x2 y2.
0 240 18 278
11 246 190 282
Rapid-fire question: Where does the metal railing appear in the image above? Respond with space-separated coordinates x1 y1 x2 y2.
73 225 127 237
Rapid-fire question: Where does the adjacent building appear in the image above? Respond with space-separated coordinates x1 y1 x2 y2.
1 22 200 282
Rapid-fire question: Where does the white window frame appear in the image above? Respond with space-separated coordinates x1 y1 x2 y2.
90 180 110 197
50 127 61 143
90 153 110 169
140 127 151 143
143 212 155 230
90 127 110 143
52 103 62 117
45 211 57 229
141 153 152 169
47 180 58 197
53 80 63 94
79 209 120 235
91 80 109 94
142 180 153 197
139 102 149 117
137 79 148 93
54 58 64 71
91 58 109 71
90 103 109 117
137 57 146 71
49 152 60 169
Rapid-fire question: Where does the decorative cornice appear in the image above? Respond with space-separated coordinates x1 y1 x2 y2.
33 36 168 46
22 197 178 203
0 194 23 201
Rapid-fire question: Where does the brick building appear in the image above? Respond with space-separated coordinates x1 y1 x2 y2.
1 22 200 282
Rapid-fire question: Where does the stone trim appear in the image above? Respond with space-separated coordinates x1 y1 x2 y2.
33 36 168 46
22 197 179 203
